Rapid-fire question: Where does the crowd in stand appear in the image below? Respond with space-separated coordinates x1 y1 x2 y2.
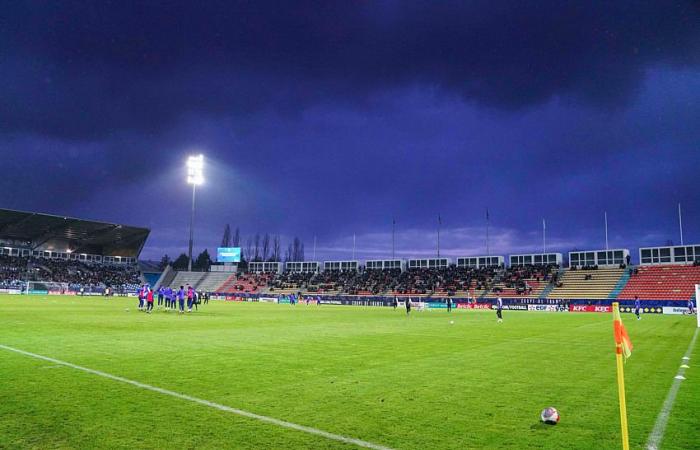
0 254 141 293
227 273 270 292
0 255 26 289
289 266 506 296
497 264 557 295
267 271 315 291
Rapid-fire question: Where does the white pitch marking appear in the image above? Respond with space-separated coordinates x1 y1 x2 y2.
682 356 690 360
646 327 699 450
0 344 393 450
680 364 690 369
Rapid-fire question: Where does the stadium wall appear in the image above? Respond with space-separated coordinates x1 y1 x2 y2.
209 292 688 313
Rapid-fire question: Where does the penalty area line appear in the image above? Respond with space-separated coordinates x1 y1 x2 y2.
646 326 699 450
0 344 392 450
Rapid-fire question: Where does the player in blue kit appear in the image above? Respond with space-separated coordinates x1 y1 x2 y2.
177 286 186 313
634 296 641 320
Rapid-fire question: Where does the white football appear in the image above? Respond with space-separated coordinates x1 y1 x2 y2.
540 407 560 425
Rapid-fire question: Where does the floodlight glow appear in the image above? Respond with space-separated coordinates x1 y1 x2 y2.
186 154 205 185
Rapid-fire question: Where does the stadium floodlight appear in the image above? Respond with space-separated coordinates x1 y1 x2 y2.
186 155 204 271
187 154 205 186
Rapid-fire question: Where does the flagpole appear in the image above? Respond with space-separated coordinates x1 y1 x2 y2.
678 203 684 246
313 235 317 261
613 302 630 450
542 219 546 254
352 233 356 260
437 215 441 258
486 209 490 257
605 211 609 250
392 218 396 260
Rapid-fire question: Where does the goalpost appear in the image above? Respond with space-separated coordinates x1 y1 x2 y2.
23 281 68 295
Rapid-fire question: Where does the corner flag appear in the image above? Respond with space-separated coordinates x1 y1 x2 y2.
613 304 633 360
612 302 632 450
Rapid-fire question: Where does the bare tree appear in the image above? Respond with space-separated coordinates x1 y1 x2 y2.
261 233 270 261
285 243 293 262
232 227 241 247
221 224 231 247
272 235 281 262
291 237 304 261
244 237 253 262
253 233 261 262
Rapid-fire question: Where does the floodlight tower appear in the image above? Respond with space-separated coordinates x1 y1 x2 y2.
186 155 204 271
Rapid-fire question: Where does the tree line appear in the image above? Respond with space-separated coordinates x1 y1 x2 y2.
158 224 305 271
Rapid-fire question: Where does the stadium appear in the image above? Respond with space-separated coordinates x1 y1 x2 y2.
1 204 698 449
3 2 700 450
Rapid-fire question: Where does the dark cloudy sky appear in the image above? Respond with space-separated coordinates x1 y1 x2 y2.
2 1 699 262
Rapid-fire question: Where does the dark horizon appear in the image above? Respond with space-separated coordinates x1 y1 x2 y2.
2 2 699 263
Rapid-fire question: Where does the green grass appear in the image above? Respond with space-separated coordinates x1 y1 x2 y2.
0 295 698 449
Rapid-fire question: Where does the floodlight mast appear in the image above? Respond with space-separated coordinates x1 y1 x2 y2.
186 155 204 272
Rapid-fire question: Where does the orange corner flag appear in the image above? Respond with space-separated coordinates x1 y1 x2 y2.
612 302 631 450
613 303 633 360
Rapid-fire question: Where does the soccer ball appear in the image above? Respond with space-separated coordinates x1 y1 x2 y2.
540 407 560 424
450 320 454 324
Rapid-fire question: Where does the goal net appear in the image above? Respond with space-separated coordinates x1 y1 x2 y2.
24 281 69 295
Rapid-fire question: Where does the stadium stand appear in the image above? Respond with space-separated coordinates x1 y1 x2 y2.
390 267 496 297
138 260 163 287
0 209 149 294
483 264 557 298
195 272 233 292
547 267 625 299
216 272 273 294
0 254 142 293
267 271 314 293
617 265 700 300
2 208 697 304
169 271 207 290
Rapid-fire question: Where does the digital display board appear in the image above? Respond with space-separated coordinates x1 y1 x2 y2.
217 247 241 263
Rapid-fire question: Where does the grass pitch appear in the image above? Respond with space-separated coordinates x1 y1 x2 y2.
0 295 698 449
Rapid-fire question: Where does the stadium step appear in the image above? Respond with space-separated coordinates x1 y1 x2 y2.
608 268 631 299
155 265 176 289
539 267 564 298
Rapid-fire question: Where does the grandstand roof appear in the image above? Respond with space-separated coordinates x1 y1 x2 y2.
0 208 150 257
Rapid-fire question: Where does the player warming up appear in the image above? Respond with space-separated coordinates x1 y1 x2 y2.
496 297 503 323
634 296 641 320
177 285 186 314
146 287 154 313
405 298 411 316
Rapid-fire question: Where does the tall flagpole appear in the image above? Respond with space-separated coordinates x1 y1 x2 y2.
679 203 684 246
486 209 490 257
392 218 396 260
352 233 356 260
313 235 317 261
437 215 441 258
542 219 546 254
605 211 609 250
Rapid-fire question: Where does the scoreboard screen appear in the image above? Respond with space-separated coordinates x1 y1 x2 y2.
217 247 241 263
